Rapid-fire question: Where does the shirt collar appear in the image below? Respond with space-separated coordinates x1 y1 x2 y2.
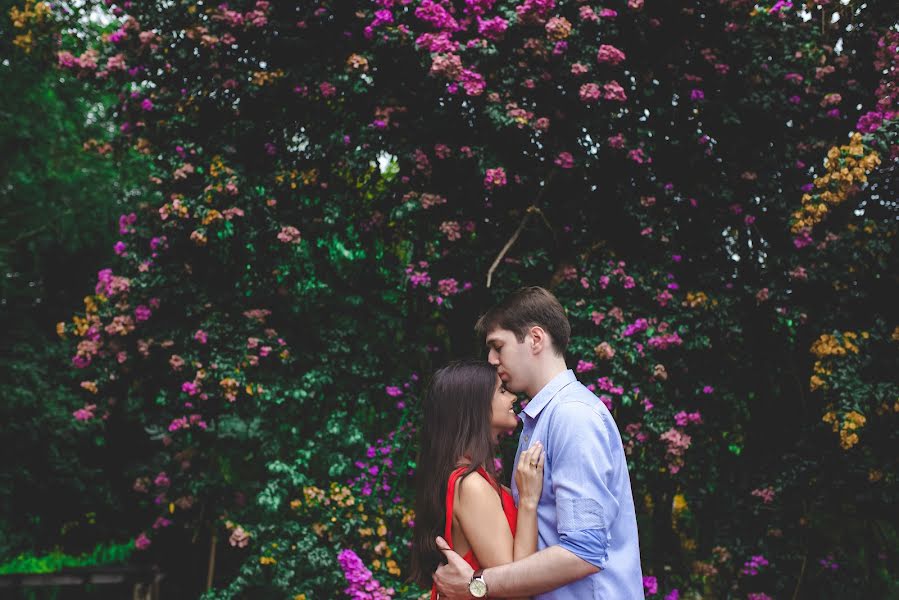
523 369 577 420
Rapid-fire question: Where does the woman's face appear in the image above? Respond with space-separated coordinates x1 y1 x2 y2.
490 373 520 439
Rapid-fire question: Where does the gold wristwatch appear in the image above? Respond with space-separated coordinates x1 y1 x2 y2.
468 569 488 598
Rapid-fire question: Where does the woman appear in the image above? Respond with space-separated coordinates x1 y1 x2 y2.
410 360 545 599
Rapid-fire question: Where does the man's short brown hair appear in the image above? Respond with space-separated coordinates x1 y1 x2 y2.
475 286 571 356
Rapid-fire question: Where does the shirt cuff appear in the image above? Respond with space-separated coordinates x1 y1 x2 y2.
558 528 611 569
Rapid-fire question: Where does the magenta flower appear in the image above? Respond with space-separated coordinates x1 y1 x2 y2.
437 278 459 296
415 0 460 31
769 0 792 13
73 404 97 422
134 305 152 322
554 151 574 169
626 148 649 164
194 329 208 344
119 212 137 234
478 16 508 40
319 81 336 98
690 89 705 101
135 533 151 551
575 359 595 373
337 549 394 599
643 575 658 595
484 167 507 190
741 554 770 576
460 69 486 96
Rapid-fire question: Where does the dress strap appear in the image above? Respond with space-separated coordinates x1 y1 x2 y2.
443 466 470 545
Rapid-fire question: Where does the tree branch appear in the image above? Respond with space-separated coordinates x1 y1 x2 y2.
485 171 557 288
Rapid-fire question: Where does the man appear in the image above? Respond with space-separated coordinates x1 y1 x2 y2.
433 286 644 599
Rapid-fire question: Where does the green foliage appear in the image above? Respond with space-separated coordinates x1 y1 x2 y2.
2 0 897 598
0 541 134 575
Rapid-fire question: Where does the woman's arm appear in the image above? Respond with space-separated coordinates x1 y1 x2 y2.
454 473 515 566
455 473 531 600
513 442 545 562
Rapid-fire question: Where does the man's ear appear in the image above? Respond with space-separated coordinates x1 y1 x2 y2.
529 326 547 354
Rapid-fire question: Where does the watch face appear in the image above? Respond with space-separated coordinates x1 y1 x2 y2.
469 578 488 598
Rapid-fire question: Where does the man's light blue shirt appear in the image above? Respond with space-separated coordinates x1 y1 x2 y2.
511 369 644 599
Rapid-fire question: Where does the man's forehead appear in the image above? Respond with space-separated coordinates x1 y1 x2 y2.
485 329 515 345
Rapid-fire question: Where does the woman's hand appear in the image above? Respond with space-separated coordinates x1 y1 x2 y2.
514 441 545 509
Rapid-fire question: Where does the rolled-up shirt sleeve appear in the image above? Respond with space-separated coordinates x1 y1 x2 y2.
548 399 620 569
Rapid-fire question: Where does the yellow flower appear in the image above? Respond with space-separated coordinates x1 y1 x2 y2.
301 169 319 185
809 375 826 391
201 209 223 225
56 321 66 338
346 53 369 72
844 411 866 427
684 291 708 308
839 432 859 450
84 295 100 314
259 556 276 565
251 69 285 86
672 493 687 514
387 559 401 576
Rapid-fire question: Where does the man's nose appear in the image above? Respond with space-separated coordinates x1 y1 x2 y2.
487 350 499 365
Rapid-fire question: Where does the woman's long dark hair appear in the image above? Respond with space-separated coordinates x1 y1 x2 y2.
409 360 502 588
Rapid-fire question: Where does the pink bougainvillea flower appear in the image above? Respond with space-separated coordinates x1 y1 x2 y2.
554 151 574 169
579 82 601 103
277 225 301 244
484 167 507 189
596 44 626 65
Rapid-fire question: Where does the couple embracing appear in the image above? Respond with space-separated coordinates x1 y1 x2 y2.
411 287 644 599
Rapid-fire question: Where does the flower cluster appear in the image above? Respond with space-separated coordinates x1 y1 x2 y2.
740 554 769 576
791 133 881 239
338 549 395 599
822 410 866 450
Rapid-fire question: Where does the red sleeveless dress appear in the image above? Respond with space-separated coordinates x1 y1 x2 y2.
430 466 518 600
